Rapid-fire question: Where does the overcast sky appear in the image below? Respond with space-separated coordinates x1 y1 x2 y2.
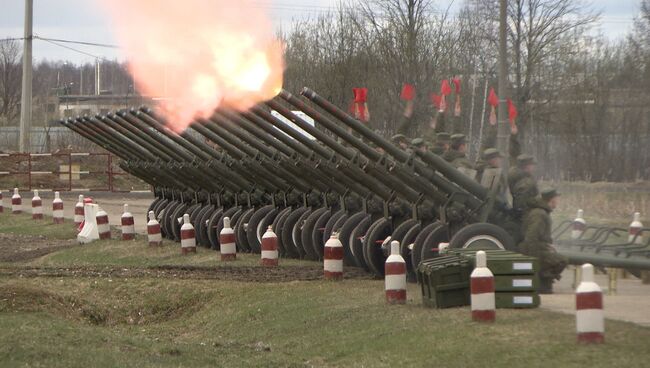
0 0 642 64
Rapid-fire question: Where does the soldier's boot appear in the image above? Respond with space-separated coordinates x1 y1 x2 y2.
539 277 554 294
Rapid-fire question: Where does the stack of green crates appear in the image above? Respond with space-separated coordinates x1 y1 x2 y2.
448 249 540 309
417 250 540 309
416 255 472 308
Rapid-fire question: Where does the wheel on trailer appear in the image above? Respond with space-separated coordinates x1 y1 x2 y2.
235 208 255 253
291 209 313 259
337 212 368 266
401 223 422 281
147 197 163 219
411 222 441 273
420 224 450 262
193 205 214 247
160 200 180 239
300 207 328 261
259 207 280 241
151 198 169 223
310 209 333 259
206 207 224 250
363 218 392 277
390 219 419 248
350 215 372 271
169 202 190 242
448 223 515 251
281 207 309 258
273 207 293 256
246 205 275 253
322 210 346 244
199 205 219 248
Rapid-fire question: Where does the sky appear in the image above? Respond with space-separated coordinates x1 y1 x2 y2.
0 0 642 64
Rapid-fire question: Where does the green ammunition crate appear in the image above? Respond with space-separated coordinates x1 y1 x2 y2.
447 250 539 275
494 275 539 292
417 256 471 309
495 292 540 308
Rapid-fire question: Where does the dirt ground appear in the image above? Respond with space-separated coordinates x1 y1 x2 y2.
0 233 77 262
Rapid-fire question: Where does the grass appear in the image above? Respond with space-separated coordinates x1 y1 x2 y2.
0 212 78 240
1 201 650 367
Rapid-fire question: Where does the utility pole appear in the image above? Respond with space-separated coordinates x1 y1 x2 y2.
497 0 510 173
19 0 33 152
95 59 101 95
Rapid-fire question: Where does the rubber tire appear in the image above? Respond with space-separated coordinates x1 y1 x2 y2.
350 215 372 271
292 209 313 259
169 202 190 242
281 207 309 258
206 207 224 250
322 210 346 244
246 205 275 253
195 205 216 247
235 208 255 253
390 219 419 248
421 224 450 262
273 207 293 257
300 207 328 261
311 209 333 259
411 222 441 273
363 218 391 278
448 223 515 251
259 207 280 240
160 201 181 239
337 212 367 266
400 223 421 280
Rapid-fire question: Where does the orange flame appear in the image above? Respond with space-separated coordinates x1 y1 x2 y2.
101 0 284 131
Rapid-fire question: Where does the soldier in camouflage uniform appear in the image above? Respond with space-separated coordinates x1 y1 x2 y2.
443 134 474 169
391 134 409 151
519 189 568 294
431 132 451 155
508 154 539 213
410 138 427 154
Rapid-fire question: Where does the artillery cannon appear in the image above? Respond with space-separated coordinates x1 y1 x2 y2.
60 88 529 278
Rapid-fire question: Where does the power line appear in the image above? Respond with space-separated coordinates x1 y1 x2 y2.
37 37 111 61
33 36 120 49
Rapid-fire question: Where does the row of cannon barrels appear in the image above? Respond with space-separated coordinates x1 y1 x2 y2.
61 87 519 277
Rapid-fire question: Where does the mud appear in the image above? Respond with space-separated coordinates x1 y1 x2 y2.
0 233 78 262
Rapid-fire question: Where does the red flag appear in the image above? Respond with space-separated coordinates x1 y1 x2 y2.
507 98 518 128
400 84 415 101
430 93 442 110
452 78 461 94
440 80 452 96
487 88 499 107
487 88 499 126
352 88 369 122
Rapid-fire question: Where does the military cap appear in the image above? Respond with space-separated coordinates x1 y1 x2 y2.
541 188 560 201
411 138 425 147
391 134 407 143
482 148 502 160
517 154 536 166
450 134 466 145
436 132 451 142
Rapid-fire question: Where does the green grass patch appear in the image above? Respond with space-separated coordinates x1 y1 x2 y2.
0 212 77 240
0 277 649 368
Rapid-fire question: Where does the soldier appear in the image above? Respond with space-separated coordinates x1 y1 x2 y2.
431 132 451 155
391 134 409 151
476 148 507 196
443 134 474 169
508 154 539 213
519 189 568 293
410 138 427 154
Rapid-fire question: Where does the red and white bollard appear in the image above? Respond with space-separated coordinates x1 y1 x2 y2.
470 250 496 322
52 191 64 224
572 209 586 240
121 204 135 240
576 263 604 344
147 211 162 247
219 216 236 261
629 212 643 244
31 190 43 220
180 214 196 254
11 188 21 214
385 240 407 304
261 226 279 266
74 195 85 228
96 209 111 240
324 232 343 280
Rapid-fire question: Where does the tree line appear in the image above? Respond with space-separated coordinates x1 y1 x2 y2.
1 0 649 181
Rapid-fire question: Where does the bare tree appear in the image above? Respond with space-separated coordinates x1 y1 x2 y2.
0 40 22 126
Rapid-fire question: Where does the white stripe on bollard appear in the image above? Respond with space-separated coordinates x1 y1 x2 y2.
96 209 111 240
52 191 64 223
147 211 162 247
219 217 236 261
576 263 604 344
31 190 43 220
11 188 22 214
470 250 496 322
121 204 135 240
180 214 196 254
74 195 85 228
261 226 278 266
324 233 344 280
385 240 406 304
